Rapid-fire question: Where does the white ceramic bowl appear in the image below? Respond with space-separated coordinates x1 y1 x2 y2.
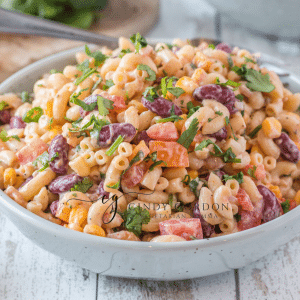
1 47 300 280
210 0 300 39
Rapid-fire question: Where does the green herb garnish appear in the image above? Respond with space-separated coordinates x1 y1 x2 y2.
0 129 20 142
105 135 124 156
248 125 262 138
97 96 114 116
223 172 244 184
102 79 115 91
71 177 93 193
143 86 159 102
137 64 156 81
281 199 290 214
130 33 147 54
177 118 199 149
85 45 108 66
0 101 8 111
22 107 43 123
225 116 238 141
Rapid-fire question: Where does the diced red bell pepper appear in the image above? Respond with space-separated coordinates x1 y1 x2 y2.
236 188 254 211
146 122 179 141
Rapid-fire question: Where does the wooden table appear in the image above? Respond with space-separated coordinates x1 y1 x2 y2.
1 1 300 299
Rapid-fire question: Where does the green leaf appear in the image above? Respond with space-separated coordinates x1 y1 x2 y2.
121 206 150 236
105 135 124 156
228 56 234 69
70 92 97 112
187 101 201 118
177 118 199 149
71 177 93 193
137 64 156 81
156 104 183 123
194 139 214 151
119 48 132 58
167 87 185 98
223 148 241 163
92 75 103 92
22 107 43 123
0 101 8 111
84 45 108 67
223 172 244 184
247 165 257 179
74 67 96 86
20 91 32 103
102 79 114 91
143 86 159 102
160 76 184 98
130 33 147 53
168 194 174 207
225 116 238 141
149 160 167 171
189 178 200 197
232 65 275 93
33 151 58 172
235 94 244 101
106 181 120 189
248 125 262 139
0 129 20 142
245 57 256 64
208 44 215 49
50 69 62 74
215 77 241 91
97 96 114 116
281 199 290 214
182 174 191 185
234 213 241 222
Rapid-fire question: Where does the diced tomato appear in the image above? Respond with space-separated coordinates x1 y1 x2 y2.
237 198 264 231
289 199 297 210
243 164 266 181
121 162 148 188
16 138 48 165
149 141 189 167
146 122 179 141
101 92 127 113
159 218 203 240
128 140 150 166
236 188 254 211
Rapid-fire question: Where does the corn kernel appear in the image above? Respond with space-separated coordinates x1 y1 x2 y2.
175 114 187 132
268 184 282 200
56 205 72 223
175 76 198 95
84 224 106 237
262 117 282 139
3 168 17 188
191 68 207 85
14 176 25 189
283 93 300 112
188 170 198 179
69 206 88 227
294 190 300 206
251 145 264 156
194 52 213 72
45 100 54 117
49 125 62 139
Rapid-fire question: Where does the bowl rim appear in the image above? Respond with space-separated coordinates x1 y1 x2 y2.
0 44 300 250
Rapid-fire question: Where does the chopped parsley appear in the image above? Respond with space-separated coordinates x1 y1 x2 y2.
91 75 103 92
0 101 8 111
70 90 97 112
234 213 241 222
187 101 201 118
247 165 257 179
130 33 147 53
161 76 185 98
70 177 93 193
149 160 167 171
182 175 201 197
248 125 262 139
50 69 62 74
105 135 124 156
97 96 114 116
235 94 244 101
232 65 275 93
74 60 97 86
190 63 197 69
22 107 43 123
168 194 174 207
119 48 132 58
216 77 241 91
137 64 156 81
20 91 32 103
225 116 238 141
33 151 58 172
194 139 214 151
102 79 115 91
228 56 234 69
177 118 199 149
156 105 183 123
281 199 290 214
106 181 120 189
120 206 150 236
84 45 108 67
49 117 54 129
215 111 223 116
223 172 244 184
244 57 256 64
0 129 20 142
143 86 159 102
208 44 215 49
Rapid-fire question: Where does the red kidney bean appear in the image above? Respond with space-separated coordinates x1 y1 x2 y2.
134 130 153 146
98 123 136 148
0 110 11 125
216 43 232 53
193 84 237 114
274 132 300 163
208 127 227 141
193 202 215 238
49 135 69 175
141 96 182 118
48 174 83 194
97 181 110 199
50 200 59 216
121 162 148 189
257 185 281 223
9 116 26 129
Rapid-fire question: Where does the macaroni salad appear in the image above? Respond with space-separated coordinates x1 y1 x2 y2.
1 34 300 242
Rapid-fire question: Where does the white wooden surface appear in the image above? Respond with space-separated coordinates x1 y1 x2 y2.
1 1 300 299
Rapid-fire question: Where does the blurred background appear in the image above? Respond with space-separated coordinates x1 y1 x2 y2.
0 0 300 82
